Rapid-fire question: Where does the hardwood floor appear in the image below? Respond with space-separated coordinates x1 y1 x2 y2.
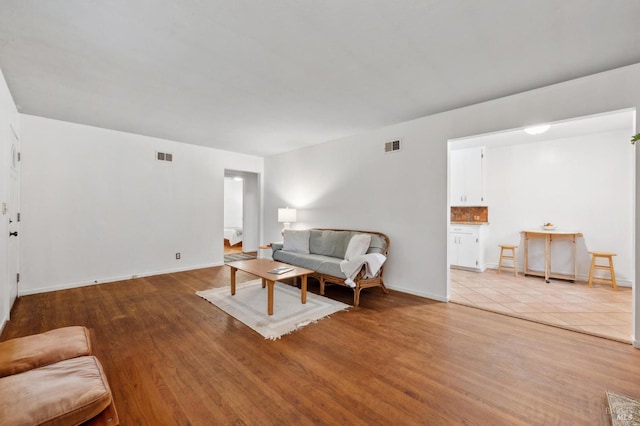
224 241 244 254
2 266 639 424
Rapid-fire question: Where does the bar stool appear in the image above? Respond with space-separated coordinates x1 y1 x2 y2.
588 251 617 290
498 244 518 276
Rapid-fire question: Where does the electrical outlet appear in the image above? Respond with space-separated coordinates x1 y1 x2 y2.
176 252 181 260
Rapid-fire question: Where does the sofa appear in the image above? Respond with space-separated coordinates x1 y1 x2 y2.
0 326 119 425
272 228 390 306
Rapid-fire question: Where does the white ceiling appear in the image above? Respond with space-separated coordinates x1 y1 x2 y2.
451 109 636 150
0 1 639 157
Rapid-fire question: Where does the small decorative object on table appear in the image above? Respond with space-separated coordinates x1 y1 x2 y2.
541 222 556 230
269 266 293 274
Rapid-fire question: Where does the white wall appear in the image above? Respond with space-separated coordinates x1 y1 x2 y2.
224 178 243 228
483 129 635 284
0 68 19 330
242 173 260 252
264 64 640 343
20 115 263 295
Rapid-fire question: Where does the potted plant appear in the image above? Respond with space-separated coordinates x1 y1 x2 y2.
632 133 640 145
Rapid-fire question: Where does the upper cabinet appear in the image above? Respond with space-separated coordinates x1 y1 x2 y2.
450 147 486 206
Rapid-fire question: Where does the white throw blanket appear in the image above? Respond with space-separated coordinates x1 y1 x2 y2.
339 253 387 288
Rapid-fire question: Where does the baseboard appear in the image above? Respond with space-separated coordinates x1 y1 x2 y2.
18 262 225 296
634 340 640 349
0 315 7 335
386 283 449 302
484 264 632 287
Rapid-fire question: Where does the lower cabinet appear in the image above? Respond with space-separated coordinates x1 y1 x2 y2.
450 224 488 271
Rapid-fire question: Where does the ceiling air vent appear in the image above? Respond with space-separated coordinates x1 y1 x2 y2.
156 152 173 162
384 139 401 153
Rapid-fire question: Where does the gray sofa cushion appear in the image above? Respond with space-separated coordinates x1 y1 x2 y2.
273 250 346 279
309 230 356 258
273 251 324 271
315 257 346 278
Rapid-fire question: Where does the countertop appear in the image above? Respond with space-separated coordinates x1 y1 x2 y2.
451 221 490 225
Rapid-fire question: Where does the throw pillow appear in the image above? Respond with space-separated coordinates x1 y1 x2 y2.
344 233 371 261
283 229 310 254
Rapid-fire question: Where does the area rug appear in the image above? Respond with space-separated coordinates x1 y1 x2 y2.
196 279 349 339
607 391 640 425
223 252 256 263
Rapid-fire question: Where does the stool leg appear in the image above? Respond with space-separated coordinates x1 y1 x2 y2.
512 248 518 277
498 247 504 275
609 256 618 291
588 255 596 288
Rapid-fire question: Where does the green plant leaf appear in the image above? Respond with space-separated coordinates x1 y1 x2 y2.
632 133 640 145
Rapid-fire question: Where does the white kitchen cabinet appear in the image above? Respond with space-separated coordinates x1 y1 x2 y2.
450 147 485 206
450 224 488 271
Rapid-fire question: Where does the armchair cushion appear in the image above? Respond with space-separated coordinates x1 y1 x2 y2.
0 326 92 378
0 356 114 426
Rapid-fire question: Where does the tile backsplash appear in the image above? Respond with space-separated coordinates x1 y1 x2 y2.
451 206 488 223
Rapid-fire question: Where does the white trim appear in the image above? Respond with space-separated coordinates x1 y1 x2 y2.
0 316 7 335
18 262 225 296
633 340 640 349
9 121 19 140
386 283 449 302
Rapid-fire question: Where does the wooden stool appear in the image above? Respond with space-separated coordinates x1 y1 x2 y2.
498 244 518 276
588 251 617 290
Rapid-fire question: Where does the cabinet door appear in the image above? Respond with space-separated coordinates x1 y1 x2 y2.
450 150 466 205
449 234 459 265
465 147 484 205
457 234 478 268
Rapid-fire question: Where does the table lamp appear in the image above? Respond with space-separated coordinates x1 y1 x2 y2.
278 207 297 235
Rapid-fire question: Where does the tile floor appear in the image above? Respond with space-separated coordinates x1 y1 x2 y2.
450 268 632 343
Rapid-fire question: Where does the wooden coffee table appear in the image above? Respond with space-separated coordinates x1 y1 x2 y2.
227 259 314 316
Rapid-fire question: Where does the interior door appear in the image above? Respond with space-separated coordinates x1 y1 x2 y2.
7 123 20 315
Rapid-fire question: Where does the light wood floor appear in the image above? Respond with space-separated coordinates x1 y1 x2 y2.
224 241 243 254
3 266 640 424
450 268 632 343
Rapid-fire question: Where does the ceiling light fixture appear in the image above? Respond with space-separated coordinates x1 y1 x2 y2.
524 124 551 135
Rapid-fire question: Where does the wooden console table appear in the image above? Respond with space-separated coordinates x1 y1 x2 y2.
521 230 583 283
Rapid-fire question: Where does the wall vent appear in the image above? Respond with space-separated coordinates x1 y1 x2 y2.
384 139 401 153
156 152 173 162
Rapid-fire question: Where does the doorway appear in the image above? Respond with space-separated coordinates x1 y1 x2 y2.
223 170 259 262
447 109 636 343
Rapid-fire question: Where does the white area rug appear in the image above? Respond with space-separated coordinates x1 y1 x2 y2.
196 279 349 340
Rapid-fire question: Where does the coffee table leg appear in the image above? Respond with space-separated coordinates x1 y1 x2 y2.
230 267 237 295
262 278 266 288
267 280 275 315
301 275 307 304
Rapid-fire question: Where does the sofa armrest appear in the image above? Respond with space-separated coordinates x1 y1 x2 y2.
271 242 284 255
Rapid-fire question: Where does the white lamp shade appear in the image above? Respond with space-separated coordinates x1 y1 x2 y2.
278 208 297 223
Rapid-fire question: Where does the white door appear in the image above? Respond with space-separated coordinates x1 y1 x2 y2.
7 123 19 315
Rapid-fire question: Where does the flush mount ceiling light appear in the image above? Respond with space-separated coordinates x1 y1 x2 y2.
524 124 551 135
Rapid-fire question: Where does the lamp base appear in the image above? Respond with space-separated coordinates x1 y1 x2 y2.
280 222 291 236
